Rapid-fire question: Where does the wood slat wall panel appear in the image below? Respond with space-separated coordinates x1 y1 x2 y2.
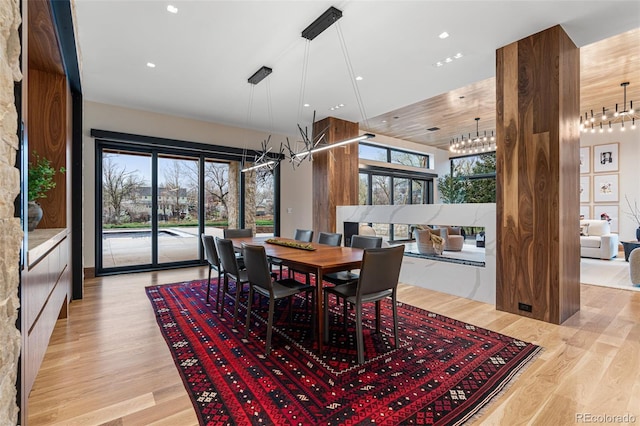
312 117 359 235
496 25 580 325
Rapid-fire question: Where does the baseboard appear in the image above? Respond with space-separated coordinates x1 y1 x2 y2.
84 267 96 279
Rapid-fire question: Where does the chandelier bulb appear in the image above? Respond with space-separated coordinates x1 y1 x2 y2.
602 107 607 120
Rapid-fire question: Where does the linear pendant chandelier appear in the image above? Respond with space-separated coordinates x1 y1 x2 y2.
449 117 496 155
241 6 374 173
580 82 638 133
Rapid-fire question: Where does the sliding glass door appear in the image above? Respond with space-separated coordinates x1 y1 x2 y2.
96 141 278 275
101 150 152 269
157 155 200 263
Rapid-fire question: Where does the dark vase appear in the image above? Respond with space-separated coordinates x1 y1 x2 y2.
636 226 640 242
28 201 43 232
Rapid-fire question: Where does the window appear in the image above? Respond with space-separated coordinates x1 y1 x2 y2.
358 142 436 242
450 152 496 203
95 135 279 275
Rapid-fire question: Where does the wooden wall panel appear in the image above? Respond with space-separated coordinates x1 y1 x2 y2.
28 68 67 228
496 25 580 324
312 117 359 236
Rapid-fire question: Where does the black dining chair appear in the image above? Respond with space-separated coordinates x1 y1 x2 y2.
285 228 316 282
323 235 383 286
294 229 314 242
243 244 315 355
201 234 223 306
271 229 315 278
223 228 253 238
318 232 343 246
215 237 250 326
323 245 404 364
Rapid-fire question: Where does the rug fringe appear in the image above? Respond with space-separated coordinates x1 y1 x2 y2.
454 345 544 425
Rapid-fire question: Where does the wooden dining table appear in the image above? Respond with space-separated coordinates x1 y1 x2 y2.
228 236 364 355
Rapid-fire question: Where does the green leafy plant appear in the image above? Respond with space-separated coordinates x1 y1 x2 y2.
28 152 65 202
266 238 316 251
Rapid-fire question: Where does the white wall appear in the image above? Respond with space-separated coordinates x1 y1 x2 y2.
580 128 640 240
82 101 312 268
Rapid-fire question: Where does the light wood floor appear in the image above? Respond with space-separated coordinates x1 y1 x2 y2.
27 267 640 425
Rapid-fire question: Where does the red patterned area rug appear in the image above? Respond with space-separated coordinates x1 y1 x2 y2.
146 277 541 425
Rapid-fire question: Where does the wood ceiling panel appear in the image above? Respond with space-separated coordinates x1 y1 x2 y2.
364 28 640 152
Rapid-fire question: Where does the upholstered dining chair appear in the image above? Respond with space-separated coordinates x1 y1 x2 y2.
201 234 223 306
243 244 315 355
323 235 383 286
215 236 250 326
223 228 253 238
318 231 343 246
271 229 315 278
323 245 404 364
294 229 314 242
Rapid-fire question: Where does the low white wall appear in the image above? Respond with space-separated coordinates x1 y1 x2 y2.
336 203 496 305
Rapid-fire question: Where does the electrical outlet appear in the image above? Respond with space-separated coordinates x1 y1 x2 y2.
518 302 532 312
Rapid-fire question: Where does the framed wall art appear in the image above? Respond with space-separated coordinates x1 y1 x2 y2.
579 176 590 203
593 174 618 203
580 205 591 220
579 146 590 174
593 205 619 233
593 142 619 173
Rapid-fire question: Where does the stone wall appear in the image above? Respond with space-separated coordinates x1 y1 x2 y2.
0 0 23 424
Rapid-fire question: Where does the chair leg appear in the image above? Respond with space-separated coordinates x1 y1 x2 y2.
218 274 229 314
215 270 222 312
355 303 365 365
375 300 381 334
233 280 242 328
323 291 330 343
266 298 275 355
392 293 399 349
205 266 212 304
244 286 254 338
343 298 348 332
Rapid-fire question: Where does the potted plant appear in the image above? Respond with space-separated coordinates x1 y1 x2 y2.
27 152 65 231
623 195 640 241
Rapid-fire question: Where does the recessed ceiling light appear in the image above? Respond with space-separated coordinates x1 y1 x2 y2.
436 61 444 67
303 103 310 107
355 76 363 81
445 57 453 63
146 62 156 68
439 32 449 39
382 120 387 123
167 5 178 13
454 53 463 59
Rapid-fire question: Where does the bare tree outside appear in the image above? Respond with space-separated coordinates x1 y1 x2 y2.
161 159 184 220
102 155 145 225
205 161 229 220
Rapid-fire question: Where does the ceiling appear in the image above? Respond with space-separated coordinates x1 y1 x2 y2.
73 1 640 151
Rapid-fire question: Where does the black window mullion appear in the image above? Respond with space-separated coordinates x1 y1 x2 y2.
198 155 205 260
151 151 159 266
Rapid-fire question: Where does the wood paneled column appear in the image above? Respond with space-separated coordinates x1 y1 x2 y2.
495 25 580 324
312 117 359 235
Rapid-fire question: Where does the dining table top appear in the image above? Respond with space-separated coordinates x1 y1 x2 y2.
228 236 364 272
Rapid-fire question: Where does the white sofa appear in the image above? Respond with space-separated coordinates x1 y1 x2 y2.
580 219 619 260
